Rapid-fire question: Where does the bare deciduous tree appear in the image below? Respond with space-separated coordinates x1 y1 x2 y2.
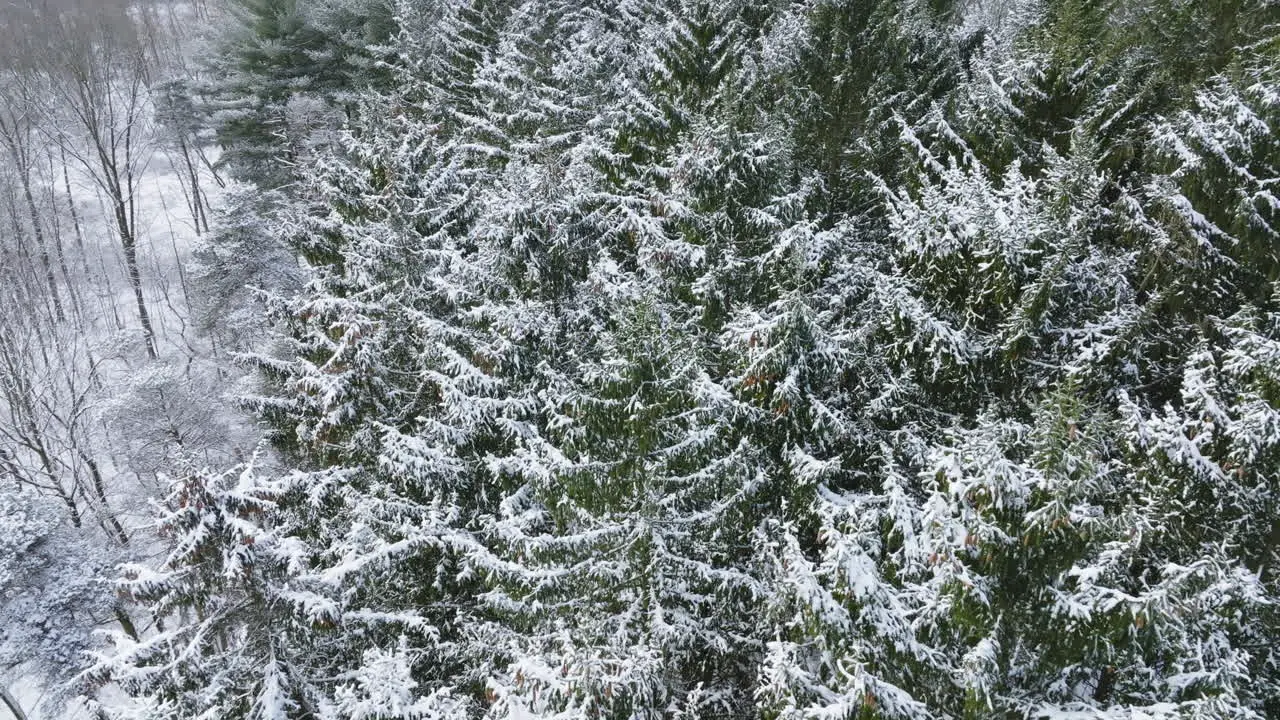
0 261 128 544
3 0 160 359
0 77 67 322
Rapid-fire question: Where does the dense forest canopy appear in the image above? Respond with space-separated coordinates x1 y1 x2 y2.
1 0 1279 718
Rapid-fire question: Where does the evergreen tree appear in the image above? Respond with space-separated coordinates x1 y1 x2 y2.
201 0 396 187
99 0 1280 717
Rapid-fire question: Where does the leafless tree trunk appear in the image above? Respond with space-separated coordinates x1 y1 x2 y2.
0 87 66 322
0 684 27 720
30 0 160 359
42 160 85 319
58 144 94 278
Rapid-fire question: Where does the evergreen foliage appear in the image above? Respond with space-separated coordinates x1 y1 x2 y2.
97 0 1280 717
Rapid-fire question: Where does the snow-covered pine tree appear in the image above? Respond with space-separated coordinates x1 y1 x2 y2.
86 457 307 720
103 5 528 715
482 297 764 718
473 4 785 714
201 0 396 187
758 1 1280 715
96 0 1280 717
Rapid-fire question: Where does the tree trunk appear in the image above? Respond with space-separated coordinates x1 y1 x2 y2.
59 145 94 279
19 176 63 322
0 685 27 720
113 200 157 359
114 605 140 642
81 451 129 545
